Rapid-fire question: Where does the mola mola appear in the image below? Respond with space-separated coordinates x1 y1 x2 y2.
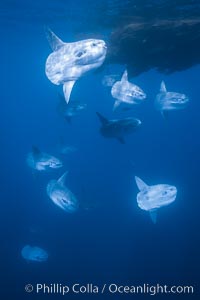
57 94 87 123
155 81 189 118
135 176 177 224
21 245 48 262
47 171 79 213
96 112 141 144
45 29 107 103
27 146 63 171
111 70 146 110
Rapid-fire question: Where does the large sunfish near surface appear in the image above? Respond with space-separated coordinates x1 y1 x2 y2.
155 81 189 118
111 70 146 110
27 146 63 171
45 29 107 103
47 171 79 213
96 112 141 144
135 176 177 224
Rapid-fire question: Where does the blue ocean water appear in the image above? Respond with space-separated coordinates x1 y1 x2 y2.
1 1 200 299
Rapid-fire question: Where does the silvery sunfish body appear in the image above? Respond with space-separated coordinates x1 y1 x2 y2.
45 29 107 103
47 171 79 213
155 81 189 118
57 94 87 123
135 176 177 224
111 70 146 110
27 146 63 171
21 245 48 262
96 112 141 144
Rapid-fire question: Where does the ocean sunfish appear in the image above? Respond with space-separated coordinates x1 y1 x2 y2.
47 171 79 213
45 29 107 103
96 112 141 144
27 146 63 171
57 94 87 123
135 176 177 224
21 245 48 262
111 70 146 110
155 81 189 118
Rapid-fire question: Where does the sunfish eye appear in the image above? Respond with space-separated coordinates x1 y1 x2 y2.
162 191 168 196
62 198 69 205
76 51 84 57
92 42 97 47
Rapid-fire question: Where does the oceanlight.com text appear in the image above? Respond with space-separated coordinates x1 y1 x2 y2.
25 283 195 296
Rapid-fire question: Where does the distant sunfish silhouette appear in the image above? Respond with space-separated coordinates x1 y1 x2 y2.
57 94 87 123
47 171 79 213
45 29 107 103
155 81 189 118
135 176 177 224
27 146 62 171
21 245 48 262
111 70 146 110
96 112 141 144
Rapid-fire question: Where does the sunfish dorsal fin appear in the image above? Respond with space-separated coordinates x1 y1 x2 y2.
32 146 41 157
149 210 157 224
45 28 65 51
121 70 128 83
63 81 76 104
57 171 69 186
135 176 149 191
160 81 167 93
96 112 109 125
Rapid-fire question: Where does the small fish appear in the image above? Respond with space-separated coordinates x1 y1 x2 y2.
111 70 146 110
45 29 107 103
135 176 177 224
47 172 79 213
21 245 48 262
96 112 141 144
57 94 87 123
155 81 189 118
27 146 62 171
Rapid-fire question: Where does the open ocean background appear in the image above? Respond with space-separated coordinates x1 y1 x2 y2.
1 0 200 299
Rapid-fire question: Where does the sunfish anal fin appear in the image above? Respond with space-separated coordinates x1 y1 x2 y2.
161 110 169 120
45 28 65 51
57 171 69 186
96 112 109 125
135 176 149 191
113 100 121 111
63 81 75 104
149 210 157 224
160 81 167 93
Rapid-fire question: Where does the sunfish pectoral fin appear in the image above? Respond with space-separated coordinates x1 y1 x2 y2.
149 210 157 224
121 70 128 83
113 100 121 111
160 81 167 93
135 176 149 191
63 81 76 104
57 171 69 186
45 27 65 51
